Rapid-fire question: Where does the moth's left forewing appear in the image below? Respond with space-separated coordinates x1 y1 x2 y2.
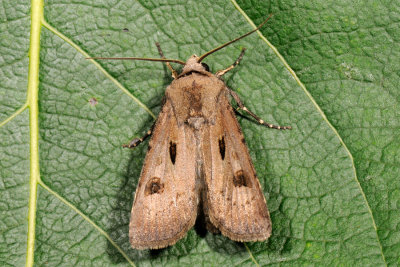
129 98 198 249
203 89 271 242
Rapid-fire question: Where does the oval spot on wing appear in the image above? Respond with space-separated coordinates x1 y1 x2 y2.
145 177 165 196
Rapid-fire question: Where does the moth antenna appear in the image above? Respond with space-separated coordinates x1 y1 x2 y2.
198 14 273 62
86 57 186 65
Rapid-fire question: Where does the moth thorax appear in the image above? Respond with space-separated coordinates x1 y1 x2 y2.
187 117 205 130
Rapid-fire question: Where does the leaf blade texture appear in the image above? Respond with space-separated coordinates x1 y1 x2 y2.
1 0 397 266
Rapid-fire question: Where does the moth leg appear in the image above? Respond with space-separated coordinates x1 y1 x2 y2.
229 89 292 130
123 128 153 148
155 42 178 79
215 48 246 77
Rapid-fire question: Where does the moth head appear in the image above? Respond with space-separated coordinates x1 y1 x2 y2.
180 55 211 76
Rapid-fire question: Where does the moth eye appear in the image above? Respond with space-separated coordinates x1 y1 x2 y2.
169 141 177 164
145 177 164 196
218 136 225 160
201 62 210 72
233 170 252 188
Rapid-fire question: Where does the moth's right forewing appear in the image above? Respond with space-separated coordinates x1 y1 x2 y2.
203 89 271 242
129 97 198 250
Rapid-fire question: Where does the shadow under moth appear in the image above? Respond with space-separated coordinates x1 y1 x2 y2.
90 15 291 250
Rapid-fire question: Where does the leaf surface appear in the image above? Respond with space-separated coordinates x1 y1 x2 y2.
236 0 400 265
1 0 396 266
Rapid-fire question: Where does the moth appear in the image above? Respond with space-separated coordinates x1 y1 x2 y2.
90 15 291 250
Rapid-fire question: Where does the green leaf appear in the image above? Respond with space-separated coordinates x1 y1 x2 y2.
1 0 397 266
0 0 31 266
236 0 400 265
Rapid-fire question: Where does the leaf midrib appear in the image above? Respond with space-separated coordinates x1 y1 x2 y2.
25 0 43 267
23 1 142 266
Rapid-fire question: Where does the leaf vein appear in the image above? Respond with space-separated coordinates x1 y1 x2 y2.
0 103 28 128
41 19 156 120
38 180 136 267
231 0 387 264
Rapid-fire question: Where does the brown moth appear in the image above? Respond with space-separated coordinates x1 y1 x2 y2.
89 15 291 250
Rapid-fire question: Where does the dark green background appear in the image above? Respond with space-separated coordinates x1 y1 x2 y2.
0 0 398 266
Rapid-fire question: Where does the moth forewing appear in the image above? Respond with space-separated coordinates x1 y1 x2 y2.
202 88 271 242
129 96 198 249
